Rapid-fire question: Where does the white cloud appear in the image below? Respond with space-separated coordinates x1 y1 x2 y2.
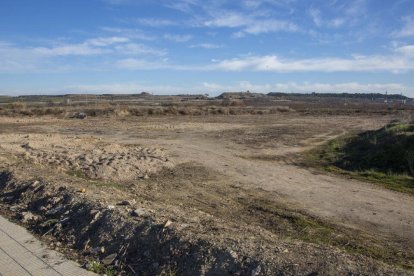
204 11 298 35
86 37 130 46
163 34 192 42
395 45 414 57
244 19 298 34
115 58 170 70
101 27 156 41
205 12 246 28
63 83 196 94
189 43 223 49
211 52 414 73
344 0 367 17
309 8 345 28
114 43 167 56
115 45 414 73
32 36 130 56
164 0 200 13
393 16 414 38
61 81 411 96
0 37 166 73
33 44 107 56
309 8 322 27
201 81 410 94
136 18 177 27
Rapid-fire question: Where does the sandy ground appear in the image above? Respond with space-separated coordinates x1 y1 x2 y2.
0 113 413 270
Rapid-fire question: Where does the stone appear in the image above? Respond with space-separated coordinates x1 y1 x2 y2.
251 265 261 276
9 205 19 212
72 112 87 119
117 199 135 206
164 220 173 228
131 208 147 217
90 209 99 215
21 212 39 223
31 180 40 187
45 206 63 216
102 253 117 265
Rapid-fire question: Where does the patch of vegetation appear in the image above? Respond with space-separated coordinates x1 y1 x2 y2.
89 179 124 189
66 169 123 189
66 169 88 179
242 197 414 270
306 122 414 195
87 260 116 275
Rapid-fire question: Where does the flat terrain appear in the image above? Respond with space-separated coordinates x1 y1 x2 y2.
1 111 413 274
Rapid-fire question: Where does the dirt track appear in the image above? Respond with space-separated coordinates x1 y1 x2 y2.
92 114 414 244
170 136 414 243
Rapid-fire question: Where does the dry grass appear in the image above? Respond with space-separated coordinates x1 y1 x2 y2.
0 102 297 118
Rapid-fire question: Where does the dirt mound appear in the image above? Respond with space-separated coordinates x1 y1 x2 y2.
1 134 172 182
0 167 411 275
0 171 267 275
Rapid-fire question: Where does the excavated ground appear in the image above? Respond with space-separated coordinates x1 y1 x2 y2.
0 113 413 275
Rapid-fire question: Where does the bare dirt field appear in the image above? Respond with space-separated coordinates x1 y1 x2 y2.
1 105 414 274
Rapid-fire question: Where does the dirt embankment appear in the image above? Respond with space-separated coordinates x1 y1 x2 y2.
0 163 411 275
0 171 259 275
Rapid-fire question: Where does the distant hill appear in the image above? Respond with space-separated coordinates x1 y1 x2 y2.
267 92 410 100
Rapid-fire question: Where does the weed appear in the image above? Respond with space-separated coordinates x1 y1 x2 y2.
305 123 414 195
243 198 414 270
88 260 116 275
66 169 88 179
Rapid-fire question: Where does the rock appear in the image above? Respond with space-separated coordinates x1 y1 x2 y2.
90 211 101 224
229 250 238 259
107 205 115 210
59 217 70 224
90 209 99 215
164 220 173 228
102 253 117 265
50 197 61 204
251 265 261 276
21 212 39 223
21 143 32 150
4 196 14 202
117 199 135 206
131 208 147 217
9 205 19 212
72 112 87 119
144 174 149 179
78 188 86 193
45 205 63 216
31 180 40 187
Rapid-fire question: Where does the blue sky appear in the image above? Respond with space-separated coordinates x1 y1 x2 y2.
1 0 414 96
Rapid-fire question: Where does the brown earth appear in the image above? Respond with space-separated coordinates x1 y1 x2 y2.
0 112 413 274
